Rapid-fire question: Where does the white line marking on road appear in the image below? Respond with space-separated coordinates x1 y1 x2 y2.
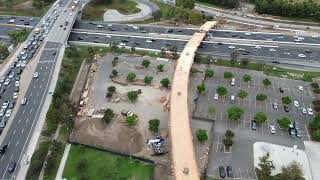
12 130 16 135
22 110 25 114
26 118 29 123
30 92 32 97
30 109 33 114
1 155 4 162
21 129 24 134
10 153 13 160
16 140 19 146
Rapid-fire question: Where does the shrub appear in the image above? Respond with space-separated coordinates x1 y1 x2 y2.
311 82 319 89
256 93 267 101
126 114 138 126
216 86 227 96
277 117 291 129
254 112 267 124
224 71 233 79
149 119 160 132
102 108 114 124
312 129 320 141
160 78 170 88
227 106 244 121
127 91 138 102
243 74 251 82
281 96 292 105
107 86 116 93
197 83 206 94
238 90 248 99
157 64 164 72
144 76 153 84
111 69 118 77
225 130 234 138
142 59 151 68
196 129 208 142
204 69 214 78
262 78 272 86
127 72 136 82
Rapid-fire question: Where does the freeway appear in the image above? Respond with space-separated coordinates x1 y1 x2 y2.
69 31 320 69
0 0 83 178
0 16 39 27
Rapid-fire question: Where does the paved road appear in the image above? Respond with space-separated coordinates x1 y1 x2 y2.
69 31 320 69
0 0 84 178
0 16 39 27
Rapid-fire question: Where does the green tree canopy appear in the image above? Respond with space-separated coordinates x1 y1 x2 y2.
227 106 244 121
196 129 208 142
243 74 251 82
278 161 304 180
157 64 164 72
144 76 153 84
160 78 170 88
127 72 136 82
204 69 214 79
148 119 160 133
127 91 138 102
197 83 206 94
277 117 291 129
238 89 248 99
126 114 138 126
224 71 233 79
216 86 228 96
142 59 150 68
256 93 267 101
0 44 9 61
262 78 272 87
282 96 292 105
255 152 275 180
254 112 267 124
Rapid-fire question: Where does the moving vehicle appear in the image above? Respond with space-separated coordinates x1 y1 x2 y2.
21 98 27 105
0 144 8 154
8 162 16 173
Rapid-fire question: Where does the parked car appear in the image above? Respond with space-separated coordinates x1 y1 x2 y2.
214 94 219 100
298 86 304 91
293 101 299 107
307 108 313 115
251 121 257 131
295 129 302 138
301 108 307 115
289 128 296 138
272 102 278 109
226 166 233 177
279 87 284 93
269 125 276 134
219 166 226 178
21 98 27 105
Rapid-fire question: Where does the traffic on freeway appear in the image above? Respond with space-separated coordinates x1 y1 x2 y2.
0 0 71 178
0 16 39 27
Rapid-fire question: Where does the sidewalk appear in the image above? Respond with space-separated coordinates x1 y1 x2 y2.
55 143 71 180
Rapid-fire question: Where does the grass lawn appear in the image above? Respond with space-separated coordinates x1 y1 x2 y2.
63 144 154 180
150 0 175 19
82 0 141 21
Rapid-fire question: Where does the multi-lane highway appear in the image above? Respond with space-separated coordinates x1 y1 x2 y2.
0 16 39 27
0 0 84 178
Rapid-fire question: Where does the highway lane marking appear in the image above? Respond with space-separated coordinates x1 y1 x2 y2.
37 90 40 96
21 129 24 134
18 119 21 124
12 130 16 135
22 110 25 114
29 109 33 114
0 154 4 162
16 140 19 146
30 92 33 97
10 153 13 160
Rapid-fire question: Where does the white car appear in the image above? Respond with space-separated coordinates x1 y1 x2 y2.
2 101 8 109
13 92 18 99
298 86 304 91
307 108 314 115
284 52 291 55
33 72 39 78
0 109 4 117
15 81 19 87
293 101 299 107
21 98 27 105
298 54 306 58
105 35 111 38
237 48 245 51
254 46 261 49
107 24 112 27
8 72 14 79
146 39 152 43
244 32 252 36
269 48 277 52
5 109 12 117
0 77 4 83
301 108 307 115
228 46 235 49
269 125 276 134
214 94 219 100
97 24 103 28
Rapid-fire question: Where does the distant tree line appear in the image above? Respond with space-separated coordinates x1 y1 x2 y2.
255 0 320 20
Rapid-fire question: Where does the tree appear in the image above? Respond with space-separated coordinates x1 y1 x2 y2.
77 159 88 171
102 108 114 124
148 119 160 132
227 106 244 121
243 74 251 82
160 48 166 57
127 91 138 102
225 130 234 138
204 69 214 79
256 93 267 101
197 83 206 94
127 72 136 82
157 64 164 72
107 86 116 93
142 59 150 68
160 78 170 88
224 71 233 79
216 86 228 96
111 69 118 77
282 96 292 105
144 76 153 84
254 112 267 124
0 44 9 61
196 129 208 142
312 129 320 141
223 137 233 148
238 90 248 99
277 117 291 129
8 28 28 45
230 51 239 65
311 82 319 89
255 153 275 180
262 78 272 87
126 114 138 126
278 161 304 180
112 57 119 67
240 59 250 68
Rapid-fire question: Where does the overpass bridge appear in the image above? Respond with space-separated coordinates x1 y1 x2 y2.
170 21 217 180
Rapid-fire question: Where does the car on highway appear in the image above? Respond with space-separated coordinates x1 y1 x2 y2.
226 166 233 177
301 107 307 115
269 48 277 52
97 24 103 28
21 98 27 105
219 166 226 178
214 93 219 100
293 101 299 107
33 72 39 78
298 86 304 91
21 54 28 60
13 92 18 99
307 108 313 115
5 109 11 117
20 50 26 55
228 46 235 49
8 72 14 79
8 162 16 173
298 54 306 58
105 35 111 38
269 125 276 134
254 45 262 49
0 77 5 83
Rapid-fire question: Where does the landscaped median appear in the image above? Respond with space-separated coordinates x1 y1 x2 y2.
63 144 154 180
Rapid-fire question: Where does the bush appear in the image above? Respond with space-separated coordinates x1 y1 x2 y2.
243 74 251 82
238 90 248 99
127 91 138 102
224 71 233 79
312 100 320 106
204 69 214 78
312 129 320 141
216 86 228 96
281 96 292 105
148 119 160 132
314 105 320 112
227 106 244 121
240 59 250 68
157 64 164 72
126 114 138 126
223 137 233 148
160 78 170 88
112 57 119 67
313 88 320 94
225 130 234 138
197 83 206 94
254 112 267 124
111 69 118 77
142 59 151 68
256 93 267 101
107 86 116 93
144 76 153 84
262 78 272 87
311 82 319 89
127 72 136 82
196 129 208 142
102 108 114 124
207 105 216 115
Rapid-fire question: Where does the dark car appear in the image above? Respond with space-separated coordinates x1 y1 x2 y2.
284 106 290 112
279 87 284 93
8 102 15 109
7 162 16 173
295 129 302 138
52 51 57 56
226 166 234 177
0 143 8 154
78 37 84 40
24 21 30 25
167 29 173 33
293 121 300 130
0 89 6 95
14 86 19 92
219 166 226 178
122 39 129 42
251 121 257 131
16 68 22 75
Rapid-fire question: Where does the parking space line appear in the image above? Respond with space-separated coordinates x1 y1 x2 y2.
239 168 243 180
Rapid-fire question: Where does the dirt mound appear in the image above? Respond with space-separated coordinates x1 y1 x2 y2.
71 116 143 153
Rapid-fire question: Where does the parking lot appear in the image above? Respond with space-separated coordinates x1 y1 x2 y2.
189 64 315 179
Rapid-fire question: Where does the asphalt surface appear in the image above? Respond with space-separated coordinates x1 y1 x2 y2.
0 16 39 27
0 0 80 178
69 32 320 69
